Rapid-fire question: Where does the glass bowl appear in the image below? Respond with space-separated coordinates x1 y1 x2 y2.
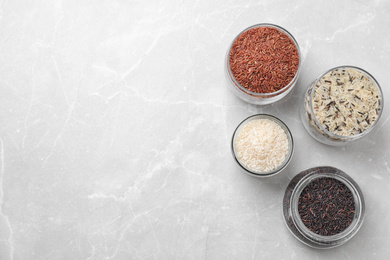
283 166 365 249
300 65 384 146
225 23 301 105
231 114 294 177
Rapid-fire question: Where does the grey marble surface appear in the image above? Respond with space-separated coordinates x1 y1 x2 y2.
0 0 389 259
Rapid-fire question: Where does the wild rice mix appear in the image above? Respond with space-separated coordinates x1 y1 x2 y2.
307 67 381 137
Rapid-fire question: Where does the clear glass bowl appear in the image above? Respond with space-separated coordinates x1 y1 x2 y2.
283 166 365 249
225 23 301 105
231 114 294 177
300 65 384 146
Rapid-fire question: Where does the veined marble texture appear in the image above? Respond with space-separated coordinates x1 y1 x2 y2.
0 0 389 259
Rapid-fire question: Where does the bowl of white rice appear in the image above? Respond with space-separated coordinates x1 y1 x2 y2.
231 114 294 177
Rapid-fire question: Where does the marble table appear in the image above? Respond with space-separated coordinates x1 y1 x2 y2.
0 0 389 259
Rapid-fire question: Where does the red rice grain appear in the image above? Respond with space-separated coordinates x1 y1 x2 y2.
229 26 299 94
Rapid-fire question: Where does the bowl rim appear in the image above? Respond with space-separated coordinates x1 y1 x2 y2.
231 114 294 177
226 23 302 97
308 65 384 140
